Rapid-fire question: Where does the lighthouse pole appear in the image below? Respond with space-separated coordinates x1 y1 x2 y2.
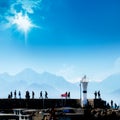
79 81 82 107
81 75 88 107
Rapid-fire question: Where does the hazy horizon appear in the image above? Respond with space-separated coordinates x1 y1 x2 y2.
0 67 120 104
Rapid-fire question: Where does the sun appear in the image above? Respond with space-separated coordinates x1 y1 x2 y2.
12 12 34 44
13 13 33 33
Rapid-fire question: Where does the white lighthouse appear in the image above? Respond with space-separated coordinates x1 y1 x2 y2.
81 75 88 107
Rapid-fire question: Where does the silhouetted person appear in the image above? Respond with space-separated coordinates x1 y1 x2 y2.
85 99 90 108
10 91 13 99
40 91 42 98
8 94 11 99
32 91 35 99
65 92 67 99
19 91 21 99
25 91 30 99
67 92 70 98
98 91 101 99
28 91 30 99
14 90 17 99
111 100 113 108
115 103 117 109
45 91 48 99
94 91 97 99
25 91 27 99
106 103 110 109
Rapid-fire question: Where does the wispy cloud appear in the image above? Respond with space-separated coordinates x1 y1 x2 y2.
0 0 43 28
10 0 42 14
19 0 42 14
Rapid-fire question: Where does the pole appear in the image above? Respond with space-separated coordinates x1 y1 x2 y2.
80 81 82 107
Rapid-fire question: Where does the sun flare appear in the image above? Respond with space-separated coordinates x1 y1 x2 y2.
13 13 33 34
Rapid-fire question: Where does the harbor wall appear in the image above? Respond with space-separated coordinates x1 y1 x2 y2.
0 98 80 110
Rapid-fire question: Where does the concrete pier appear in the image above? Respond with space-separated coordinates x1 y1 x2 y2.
0 98 80 110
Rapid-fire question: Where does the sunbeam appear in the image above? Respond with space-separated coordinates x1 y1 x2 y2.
13 12 34 44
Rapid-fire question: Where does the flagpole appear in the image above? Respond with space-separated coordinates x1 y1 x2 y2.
80 80 82 107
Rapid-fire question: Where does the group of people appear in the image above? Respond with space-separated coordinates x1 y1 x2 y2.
61 92 70 98
8 90 21 99
110 100 118 109
8 90 71 99
25 91 48 99
40 91 48 99
94 91 101 99
8 90 48 99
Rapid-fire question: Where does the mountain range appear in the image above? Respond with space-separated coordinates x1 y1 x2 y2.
0 68 120 104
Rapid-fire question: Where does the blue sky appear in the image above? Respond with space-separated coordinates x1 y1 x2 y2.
0 0 120 82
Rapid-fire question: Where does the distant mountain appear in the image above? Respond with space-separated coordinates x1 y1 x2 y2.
100 73 120 92
0 68 120 104
0 68 79 98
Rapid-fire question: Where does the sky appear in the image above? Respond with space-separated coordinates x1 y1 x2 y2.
0 0 120 82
